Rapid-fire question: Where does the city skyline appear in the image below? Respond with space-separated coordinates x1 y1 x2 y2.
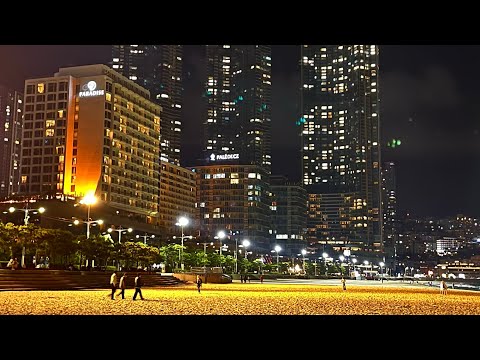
0 45 478 218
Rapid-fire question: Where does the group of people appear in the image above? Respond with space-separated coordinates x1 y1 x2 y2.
109 271 145 300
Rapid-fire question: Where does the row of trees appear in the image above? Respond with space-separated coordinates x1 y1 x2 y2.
0 222 347 275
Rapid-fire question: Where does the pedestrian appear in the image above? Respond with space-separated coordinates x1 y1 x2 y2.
247 275 250 283
133 273 145 300
12 258 18 270
116 273 127 299
196 275 203 293
260 274 264 283
341 277 347 291
109 271 118 300
32 255 36 269
440 280 448 295
240 274 243 283
6 258 14 270
45 256 50 269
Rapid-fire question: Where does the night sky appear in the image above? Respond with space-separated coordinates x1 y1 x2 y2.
0 45 478 219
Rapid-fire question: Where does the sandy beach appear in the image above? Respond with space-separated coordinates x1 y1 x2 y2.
1 280 479 315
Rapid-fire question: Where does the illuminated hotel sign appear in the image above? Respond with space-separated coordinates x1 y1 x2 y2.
210 153 240 161
79 81 105 97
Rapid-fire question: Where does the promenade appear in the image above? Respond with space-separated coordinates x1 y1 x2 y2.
1 279 480 315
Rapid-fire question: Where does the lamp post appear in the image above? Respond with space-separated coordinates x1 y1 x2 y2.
379 261 385 283
175 216 190 270
80 194 98 239
136 233 155 245
352 258 358 278
217 230 226 257
243 239 250 260
107 226 133 244
301 249 307 274
9 204 46 268
274 245 281 273
322 252 328 277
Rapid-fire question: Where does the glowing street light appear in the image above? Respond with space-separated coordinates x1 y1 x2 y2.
322 252 328 277
79 194 98 239
301 249 307 274
136 233 155 245
175 216 191 270
352 258 358 277
243 239 250 259
9 204 46 268
274 245 282 272
379 261 385 282
107 226 133 243
217 230 226 257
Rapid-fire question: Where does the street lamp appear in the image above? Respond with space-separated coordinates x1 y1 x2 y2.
136 233 155 245
379 261 385 282
322 252 328 277
274 245 281 273
107 226 133 243
301 249 307 274
175 216 190 270
216 230 226 257
352 258 358 278
243 239 250 259
9 204 46 268
79 194 98 239
74 218 104 238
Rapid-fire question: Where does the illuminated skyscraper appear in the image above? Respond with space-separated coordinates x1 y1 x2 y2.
203 45 272 174
0 86 23 198
112 45 183 166
301 45 382 254
382 161 397 262
20 65 162 224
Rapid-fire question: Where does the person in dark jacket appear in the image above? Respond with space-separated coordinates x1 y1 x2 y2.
196 275 203 293
133 273 145 300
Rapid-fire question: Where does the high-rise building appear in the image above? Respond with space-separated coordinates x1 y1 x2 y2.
20 65 162 225
269 175 307 256
203 45 272 174
301 45 382 254
382 162 397 239
0 86 23 198
112 45 183 166
189 164 272 253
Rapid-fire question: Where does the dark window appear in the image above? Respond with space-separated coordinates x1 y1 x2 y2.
47 83 57 92
26 85 35 94
59 82 68 91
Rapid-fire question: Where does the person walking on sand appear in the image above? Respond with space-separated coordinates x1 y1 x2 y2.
341 277 347 291
109 271 118 300
441 280 448 295
196 275 203 293
133 273 145 300
116 273 127 299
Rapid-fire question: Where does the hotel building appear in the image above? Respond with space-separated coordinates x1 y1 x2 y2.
203 45 272 174
189 164 272 252
112 45 183 166
20 65 163 225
